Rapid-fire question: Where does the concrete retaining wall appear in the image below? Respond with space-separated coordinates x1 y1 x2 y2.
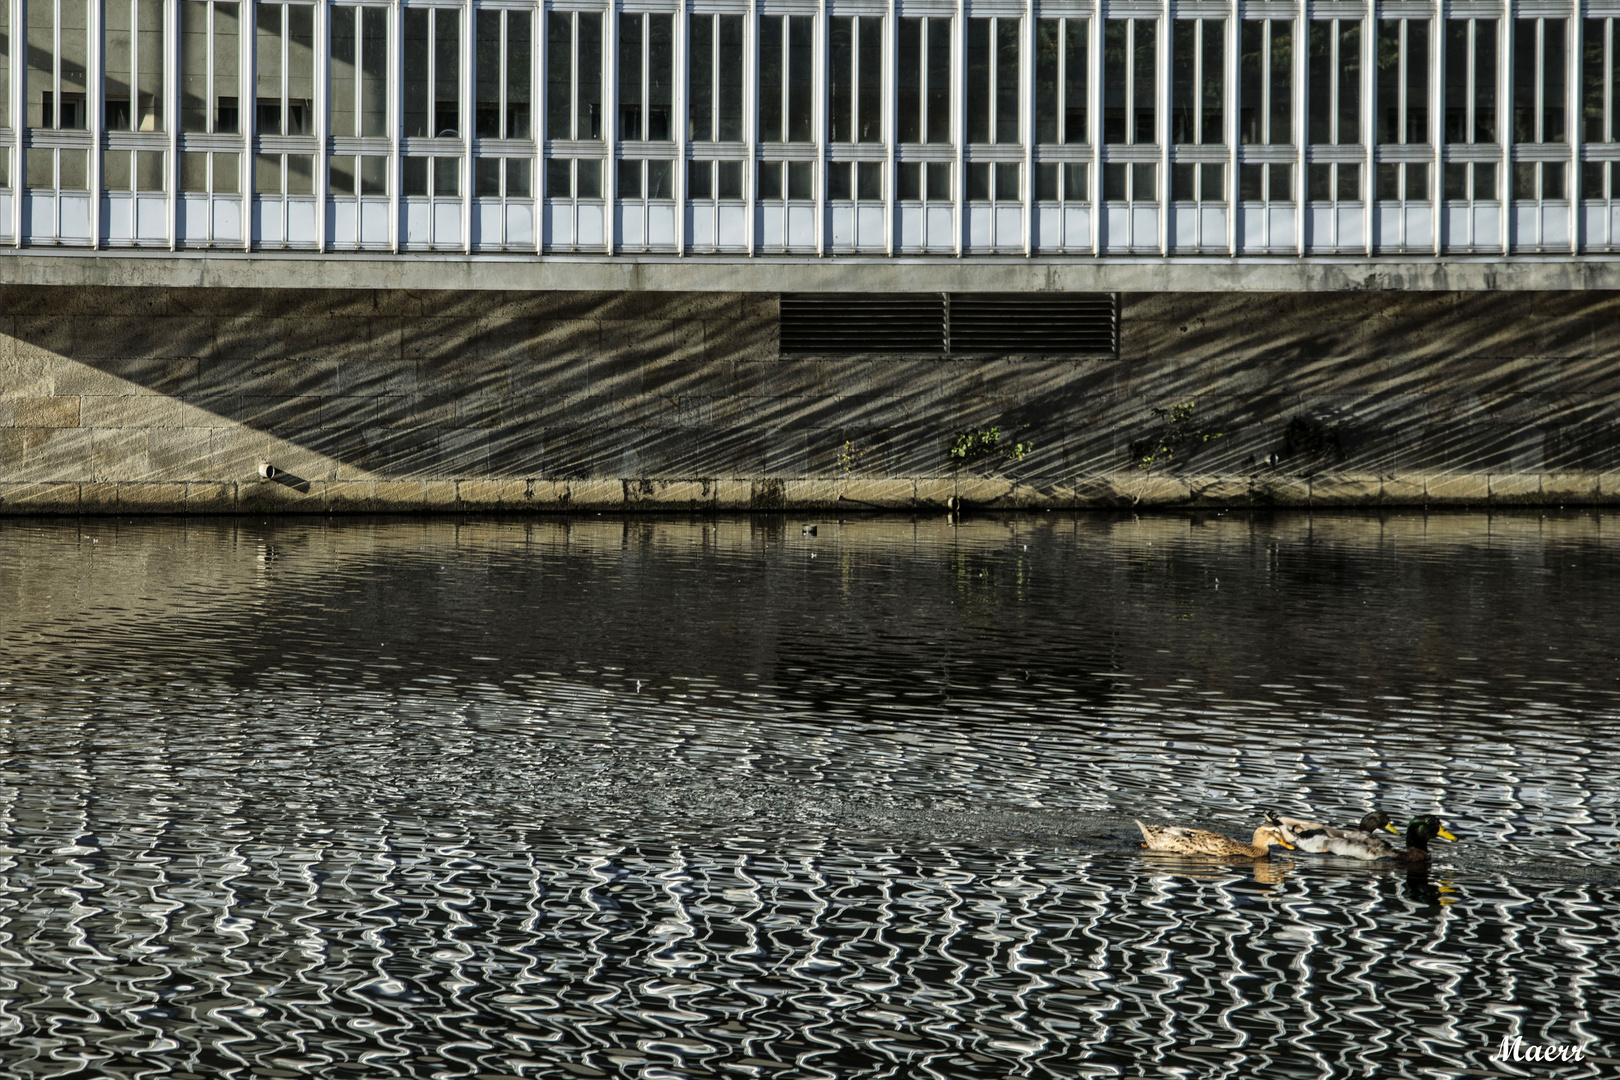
4 285 1619 512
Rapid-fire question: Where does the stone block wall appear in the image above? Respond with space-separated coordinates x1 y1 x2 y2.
3 284 1619 512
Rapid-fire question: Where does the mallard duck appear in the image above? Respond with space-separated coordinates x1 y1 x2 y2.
1390 816 1459 864
1265 810 1403 859
1136 820 1296 859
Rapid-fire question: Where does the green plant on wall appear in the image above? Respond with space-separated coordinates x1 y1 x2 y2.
1132 400 1224 470
949 426 1034 465
836 440 866 473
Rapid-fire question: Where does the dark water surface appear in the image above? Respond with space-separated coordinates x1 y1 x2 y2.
2 512 1617 1079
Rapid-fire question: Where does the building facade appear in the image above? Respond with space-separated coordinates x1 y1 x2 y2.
3 0 1620 258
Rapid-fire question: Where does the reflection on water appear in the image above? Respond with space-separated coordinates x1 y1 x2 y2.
1 512 1617 1078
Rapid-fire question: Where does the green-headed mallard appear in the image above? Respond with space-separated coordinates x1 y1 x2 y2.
1135 820 1296 859
1390 816 1459 864
1265 810 1403 859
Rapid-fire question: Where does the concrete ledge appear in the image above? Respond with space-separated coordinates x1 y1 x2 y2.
9 474 1620 513
9 249 1620 293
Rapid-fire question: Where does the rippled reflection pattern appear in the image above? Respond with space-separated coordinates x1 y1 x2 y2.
2 514 1618 1078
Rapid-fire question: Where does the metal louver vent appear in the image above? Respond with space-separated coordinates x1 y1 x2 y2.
946 293 1118 355
779 294 946 354
779 292 1117 357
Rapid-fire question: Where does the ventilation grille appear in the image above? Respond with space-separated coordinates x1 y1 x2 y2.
779 294 946 354
779 292 1117 357
947 293 1118 355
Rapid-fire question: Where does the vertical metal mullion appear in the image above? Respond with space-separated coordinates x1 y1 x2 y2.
10 0 22 244
535 0 545 243
1229 8 1239 256
1363 6 1374 255
462 0 472 253
745 0 756 255
952 0 963 256
1158 6 1169 255
316 0 328 251
1022 1 1033 256
1090 6 1100 256
89 0 103 248
604 0 616 254
166 0 180 249
244 0 255 250
1570 15 1580 253
1500 0 1509 251
1295 9 1305 256
816 2 826 256
884 1 895 256
389 0 400 251
674 0 686 254
1432 7 1441 254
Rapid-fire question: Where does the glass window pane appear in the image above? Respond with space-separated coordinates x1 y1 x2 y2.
830 17 852 143
857 160 882 199
256 3 282 134
997 18 1020 143
926 162 950 199
898 161 921 199
1172 160 1195 199
547 158 572 197
361 156 387 195
618 13 643 139
578 13 601 139
1241 162 1264 199
967 19 990 142
788 17 813 141
1103 21 1127 143
717 160 742 199
1066 21 1088 144
104 149 134 191
759 16 782 140
648 15 672 140
1268 22 1290 145
1103 161 1126 199
1404 161 1427 197
577 158 601 197
433 155 460 197
476 9 501 138
690 15 713 141
688 159 713 198
213 151 239 192
435 8 461 136
617 158 642 198
1038 161 1060 200
477 157 501 195
137 149 165 190
404 8 429 136
1200 162 1222 200
926 18 950 144
718 16 743 141
968 161 991 199
995 161 1020 200
1473 161 1496 200
331 6 357 137
61 0 89 128
1131 162 1154 199
1064 162 1089 200
647 159 672 199
858 16 882 142
1269 162 1293 200
255 151 282 193
287 3 313 134
827 160 851 199
900 18 922 143
404 155 429 195
286 152 312 194
787 160 812 198
547 13 571 139
758 160 783 199
181 1 208 130
1543 160 1565 199
507 158 531 198
330 154 356 195
507 12 531 138
215 3 240 132
181 150 208 191
106 0 134 130
1133 20 1156 143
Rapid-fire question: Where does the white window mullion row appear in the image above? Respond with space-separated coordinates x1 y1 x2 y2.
674 0 687 255
952 0 963 257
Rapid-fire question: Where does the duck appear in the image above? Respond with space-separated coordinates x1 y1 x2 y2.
1264 810 1403 859
1136 820 1296 859
1389 816 1459 864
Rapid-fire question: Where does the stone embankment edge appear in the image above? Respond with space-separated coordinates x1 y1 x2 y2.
3 474 1616 513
